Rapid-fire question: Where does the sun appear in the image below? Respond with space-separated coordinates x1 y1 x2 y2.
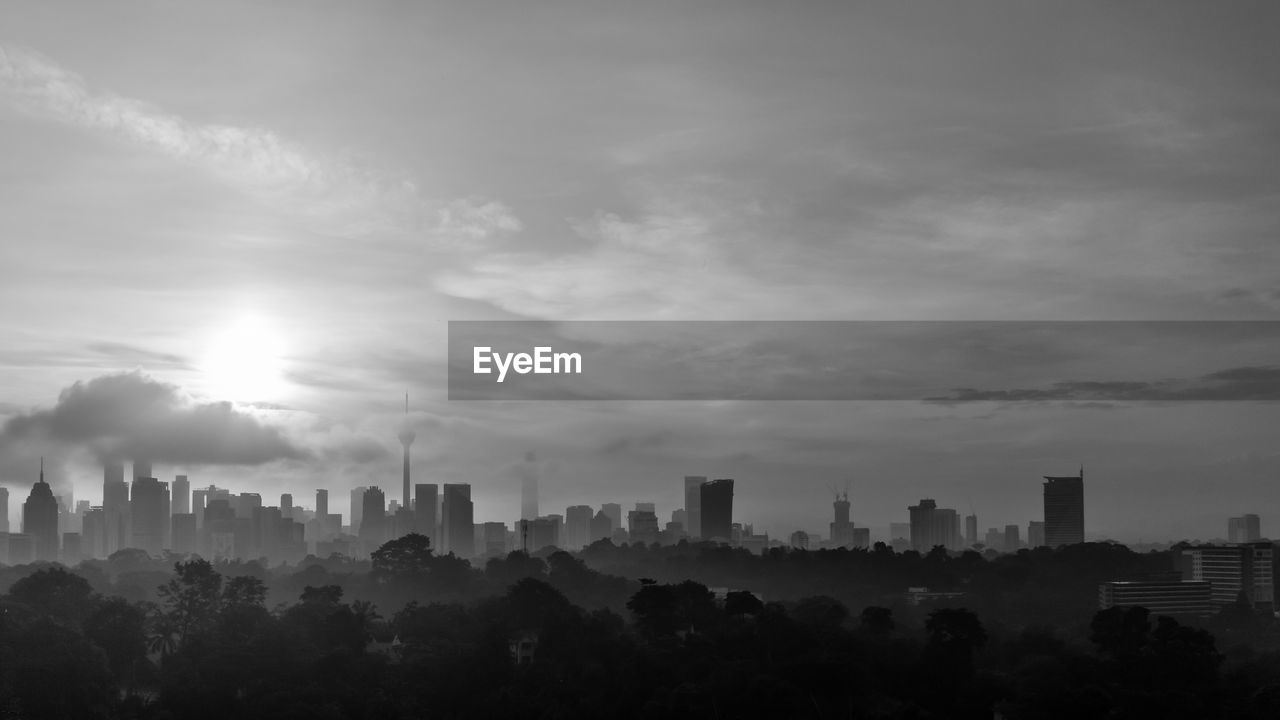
201 318 288 402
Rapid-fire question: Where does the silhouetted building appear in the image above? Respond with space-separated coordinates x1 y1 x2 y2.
441 483 473 557
350 486 368 533
0 486 8 533
700 478 734 542
103 462 130 555
565 505 593 550
360 486 387 551
131 476 170 554
1028 520 1046 548
684 476 706 540
601 503 622 534
830 491 854 548
1004 524 1021 551
627 509 660 545
521 453 538 521
132 459 152 481
1099 580 1213 615
480 521 507 556
909 498 961 552
82 507 105 559
172 513 197 554
414 483 438 546
790 530 810 550
984 527 1003 551
399 395 416 510
1043 468 1084 547
965 514 978 546
1228 514 1261 543
173 475 190 515
316 488 329 517
590 510 613 544
22 461 60 561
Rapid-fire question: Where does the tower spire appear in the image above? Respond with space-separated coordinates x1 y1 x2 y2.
39 456 44 483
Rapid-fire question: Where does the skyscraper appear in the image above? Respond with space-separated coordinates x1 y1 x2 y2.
350 486 368 532
565 505 593 550
1043 468 1085 547
521 452 538 521
1028 520 1046 548
173 475 190 515
700 478 734 542
360 486 387 550
601 503 622 532
398 394 415 510
964 514 978 547
414 483 438 545
683 476 706 539
829 490 854 548
441 483 474 557
0 486 9 533
908 498 961 552
132 458 152 481
23 459 60 561
1228 514 1262 543
130 476 170 554
103 461 130 555
316 489 329 516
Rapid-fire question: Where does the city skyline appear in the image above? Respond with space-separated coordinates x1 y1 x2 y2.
3 2 1280 543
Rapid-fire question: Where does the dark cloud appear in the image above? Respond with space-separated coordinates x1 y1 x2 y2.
0 371 307 465
926 365 1280 404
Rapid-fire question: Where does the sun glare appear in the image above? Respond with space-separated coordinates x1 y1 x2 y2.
201 318 288 402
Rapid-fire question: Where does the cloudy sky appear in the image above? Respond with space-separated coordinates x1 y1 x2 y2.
1 1 1278 542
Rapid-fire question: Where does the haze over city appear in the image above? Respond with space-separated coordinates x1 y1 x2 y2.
3 1 1279 543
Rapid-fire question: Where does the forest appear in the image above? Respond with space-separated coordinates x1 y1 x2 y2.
1 536 1279 719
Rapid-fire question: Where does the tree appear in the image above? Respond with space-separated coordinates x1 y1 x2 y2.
7 566 95 624
724 590 764 616
83 596 149 687
860 605 895 635
156 559 223 643
370 533 434 583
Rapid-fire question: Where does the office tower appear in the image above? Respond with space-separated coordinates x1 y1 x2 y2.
1043 467 1085 547
601 503 622 532
1228 514 1262 543
82 507 105 559
1099 580 1213 615
236 493 262 520
1004 524 1021 551
790 530 810 550
852 527 870 548
984 527 1003 551
683 476 705 540
908 498 961 552
414 483 438 545
173 475 190 515
316 488 329 516
1028 521 1046 548
132 458 152 481
130 477 170 554
172 513 196 554
399 394 415 510
590 510 613 543
1177 543 1275 608
481 521 507 556
360 486 387 550
350 486 367 532
23 460 60 561
103 461 130 555
441 484 474 557
61 532 81 564
204 499 236 560
829 490 854 548
565 505 593 550
627 509 660 545
521 453 538 521
0 486 8 532
699 479 734 542
965 514 978 547
281 493 293 514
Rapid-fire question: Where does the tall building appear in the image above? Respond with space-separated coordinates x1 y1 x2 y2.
829 491 854 548
1004 524 1021 551
700 479 734 542
173 475 190 515
521 452 538 521
565 505 593 550
601 503 622 533
441 483 474 557
908 498 961 552
350 486 368 532
627 509 660 545
1043 468 1085 547
130 476 170 555
1228 514 1262 543
316 489 329 516
590 510 613 543
0 486 8 532
103 461 130 555
1028 520 1046 548
414 483 439 545
398 394 415 510
22 460 60 561
683 476 705 540
360 486 387 551
964 514 978 547
82 507 106 559
132 458 152 481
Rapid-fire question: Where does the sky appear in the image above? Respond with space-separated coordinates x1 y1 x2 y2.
1 1 1278 543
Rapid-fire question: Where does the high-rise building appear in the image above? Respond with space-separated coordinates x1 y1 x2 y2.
0 486 8 532
132 458 152 481
281 493 293 515
565 505 593 550
172 513 197 554
360 486 387 551
1028 521 1046 548
1228 514 1262 543
601 503 622 533
829 491 854 548
1043 468 1085 547
964 514 978 547
130 477 170 554
316 489 329 517
441 483 474 557
908 498 961 552
683 476 706 540
414 483 439 546
173 475 190 515
984 527 1003 551
399 394 416 510
22 460 60 561
590 510 613 544
627 509 660 545
521 452 538 521
82 507 106 559
1004 524 1021 551
700 479 734 542
103 462 130 555
350 486 367 532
